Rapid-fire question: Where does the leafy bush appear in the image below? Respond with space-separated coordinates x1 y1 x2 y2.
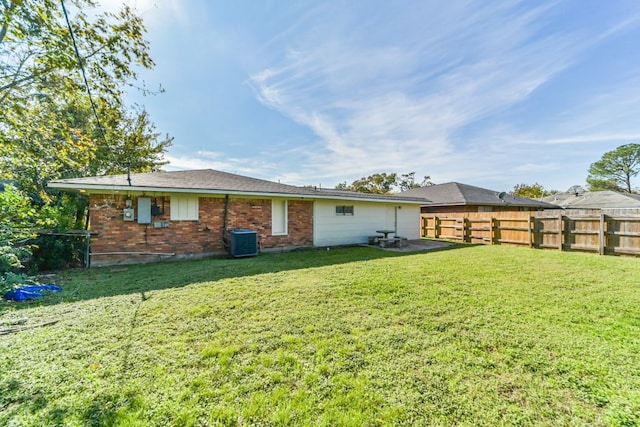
0 271 35 295
25 192 89 271
0 244 27 271
0 186 34 271
0 245 33 295
0 185 87 277
0 186 56 290
30 234 86 271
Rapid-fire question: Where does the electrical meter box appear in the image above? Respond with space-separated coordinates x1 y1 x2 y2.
123 208 135 221
138 197 152 224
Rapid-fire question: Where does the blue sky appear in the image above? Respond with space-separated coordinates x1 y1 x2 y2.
104 0 640 192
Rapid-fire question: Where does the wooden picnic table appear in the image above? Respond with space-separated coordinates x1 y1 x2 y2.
376 229 396 239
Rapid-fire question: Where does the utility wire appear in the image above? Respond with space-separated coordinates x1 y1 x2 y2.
60 0 109 148
60 0 132 183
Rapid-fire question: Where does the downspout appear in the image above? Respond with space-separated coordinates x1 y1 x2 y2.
394 206 398 235
84 199 91 268
84 202 90 230
84 232 90 269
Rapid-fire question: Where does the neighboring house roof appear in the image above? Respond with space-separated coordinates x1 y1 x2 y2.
400 182 557 208
48 169 428 204
541 191 640 209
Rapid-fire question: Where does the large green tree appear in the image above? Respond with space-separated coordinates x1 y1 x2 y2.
0 0 171 272
1 0 153 110
0 0 170 198
587 144 640 193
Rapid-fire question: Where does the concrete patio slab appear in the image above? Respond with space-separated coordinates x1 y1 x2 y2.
371 239 454 253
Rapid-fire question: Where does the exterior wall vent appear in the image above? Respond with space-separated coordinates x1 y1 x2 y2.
230 229 258 257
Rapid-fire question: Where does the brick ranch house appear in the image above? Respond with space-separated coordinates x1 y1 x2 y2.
48 169 428 266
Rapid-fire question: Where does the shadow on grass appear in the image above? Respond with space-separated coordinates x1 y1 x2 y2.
1 242 470 313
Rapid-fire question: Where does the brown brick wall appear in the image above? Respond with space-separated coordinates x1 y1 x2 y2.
88 194 313 265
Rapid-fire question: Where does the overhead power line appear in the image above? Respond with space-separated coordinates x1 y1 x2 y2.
60 0 108 147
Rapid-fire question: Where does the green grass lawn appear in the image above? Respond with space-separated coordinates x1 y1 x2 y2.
1 244 639 426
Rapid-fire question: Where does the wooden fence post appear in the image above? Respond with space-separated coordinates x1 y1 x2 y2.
463 218 469 243
434 216 440 239
599 213 605 255
528 215 533 248
489 217 495 245
558 212 563 251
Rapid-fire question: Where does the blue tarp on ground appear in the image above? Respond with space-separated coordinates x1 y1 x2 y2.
3 285 62 301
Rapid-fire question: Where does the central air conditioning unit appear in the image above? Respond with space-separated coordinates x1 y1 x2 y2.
229 229 258 257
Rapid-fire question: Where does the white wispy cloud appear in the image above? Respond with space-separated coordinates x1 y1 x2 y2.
98 0 640 191
247 1 591 185
98 0 188 28
164 151 280 178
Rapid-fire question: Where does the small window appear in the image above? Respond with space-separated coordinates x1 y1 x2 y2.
170 196 199 220
272 200 287 235
336 205 354 216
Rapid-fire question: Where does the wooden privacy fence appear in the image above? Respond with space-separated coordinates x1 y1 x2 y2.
421 210 640 256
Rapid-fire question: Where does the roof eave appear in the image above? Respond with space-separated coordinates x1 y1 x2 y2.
48 183 426 204
421 201 554 208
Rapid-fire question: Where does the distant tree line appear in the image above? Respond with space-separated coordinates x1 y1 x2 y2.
338 143 640 200
335 172 433 194
510 183 557 199
511 143 640 197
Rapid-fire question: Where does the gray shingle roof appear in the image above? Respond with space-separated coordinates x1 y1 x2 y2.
541 191 640 209
400 182 557 208
48 169 428 204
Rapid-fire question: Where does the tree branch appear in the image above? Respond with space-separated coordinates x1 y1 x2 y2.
0 51 39 104
0 0 17 46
